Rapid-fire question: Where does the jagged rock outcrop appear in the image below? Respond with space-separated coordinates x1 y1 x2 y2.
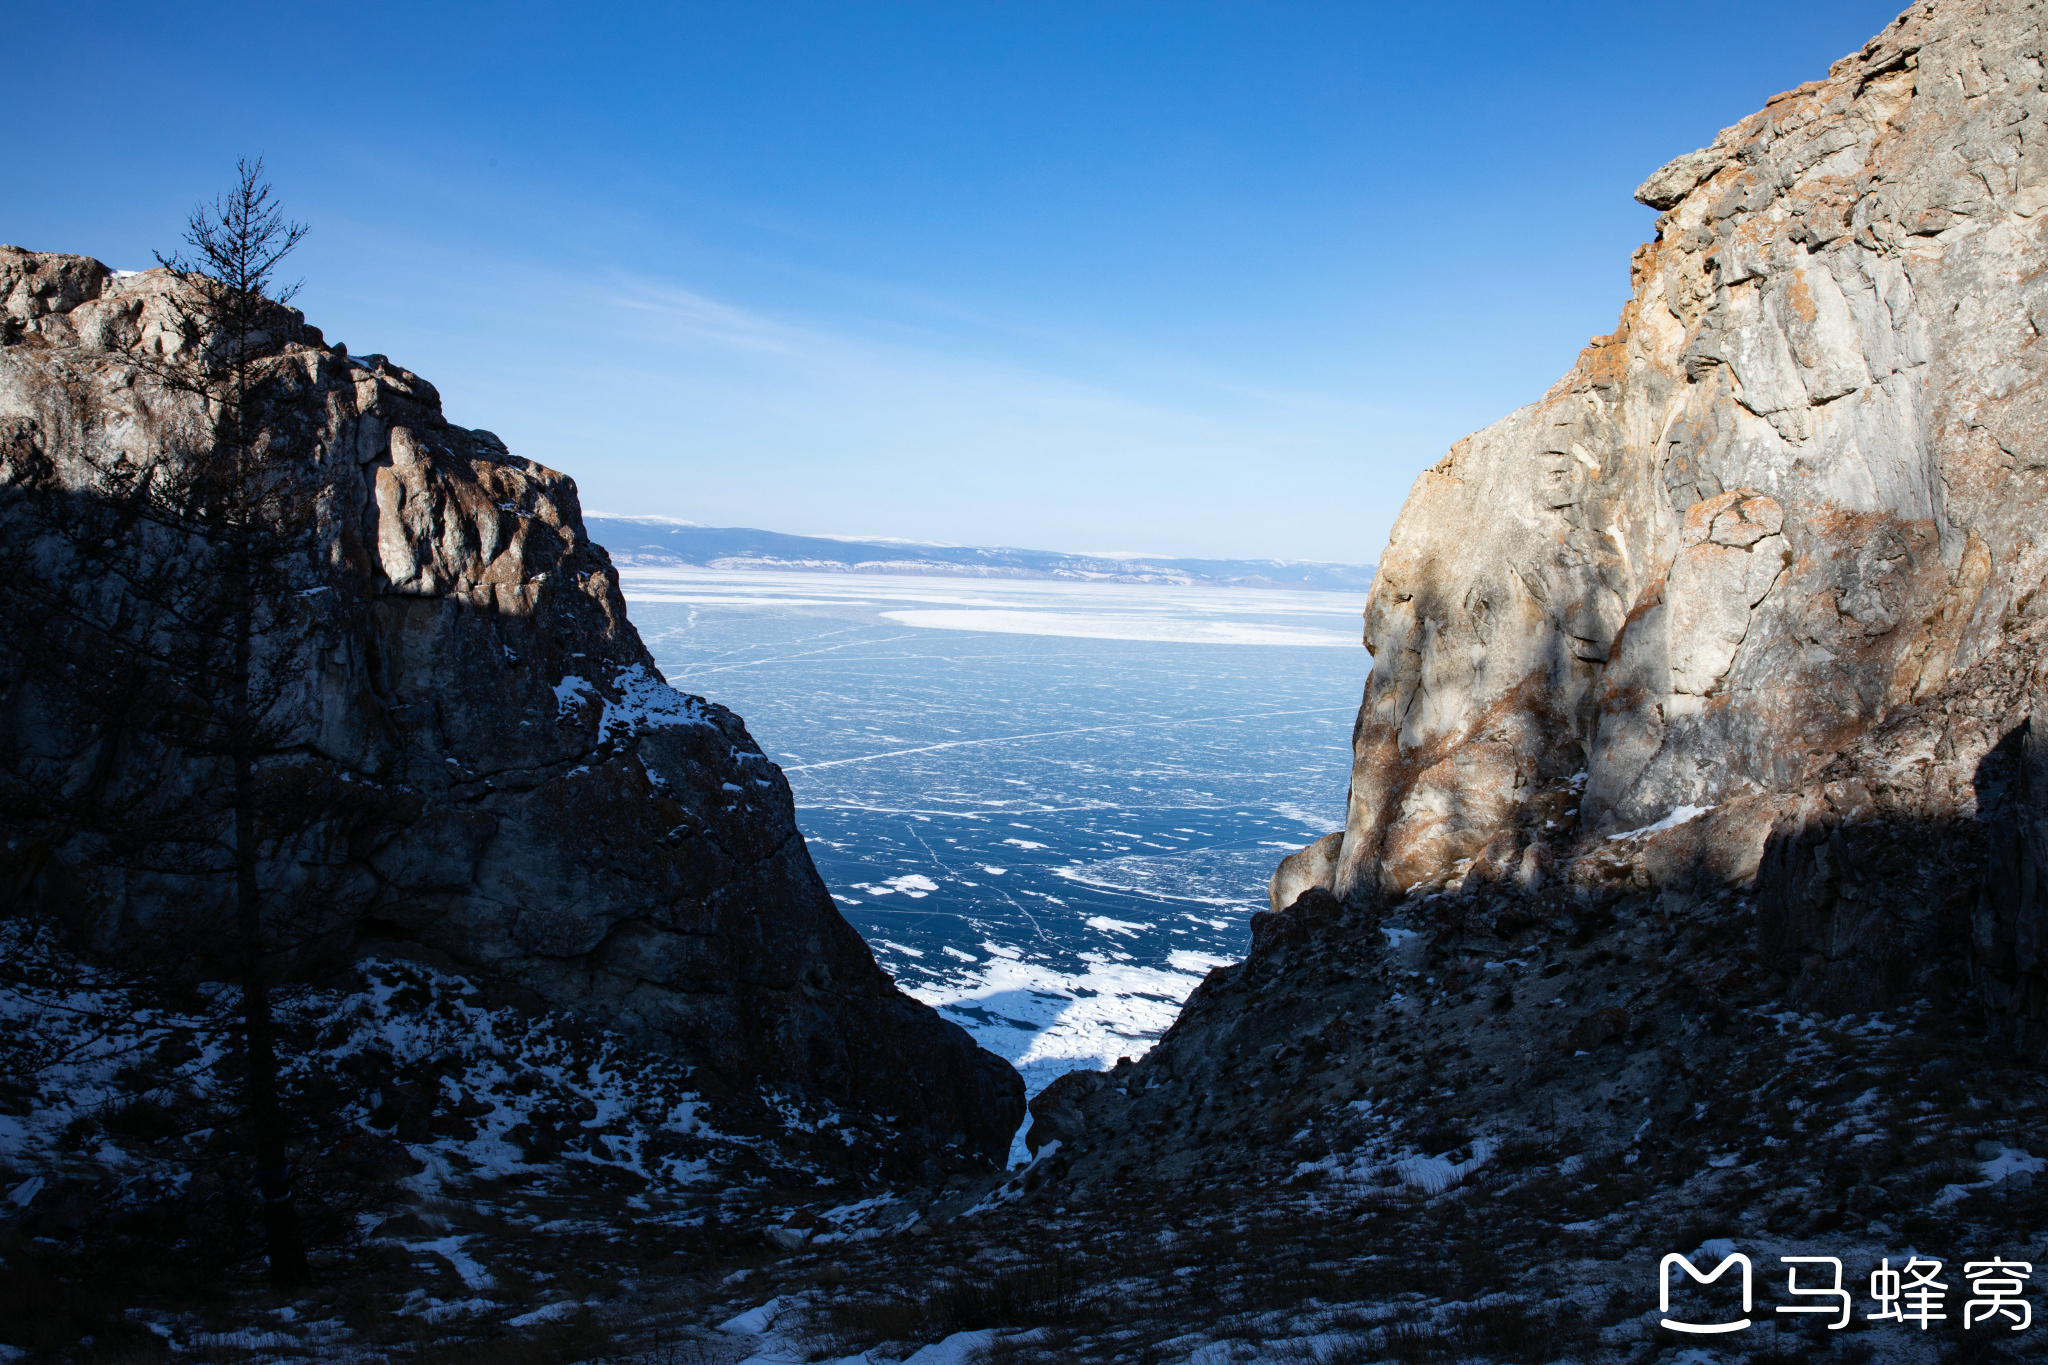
1278 0 2048 1046
0 247 1022 1168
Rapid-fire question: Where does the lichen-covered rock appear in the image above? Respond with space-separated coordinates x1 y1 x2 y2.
1294 0 2048 917
0 247 1022 1170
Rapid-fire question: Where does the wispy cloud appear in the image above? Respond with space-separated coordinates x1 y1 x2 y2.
308 230 1437 558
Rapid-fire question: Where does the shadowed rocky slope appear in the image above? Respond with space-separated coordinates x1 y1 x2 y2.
0 247 1021 1169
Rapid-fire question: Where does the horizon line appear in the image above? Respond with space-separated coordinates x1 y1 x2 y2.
582 513 1376 570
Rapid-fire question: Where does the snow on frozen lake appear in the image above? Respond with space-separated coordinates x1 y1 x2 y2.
621 567 1370 1164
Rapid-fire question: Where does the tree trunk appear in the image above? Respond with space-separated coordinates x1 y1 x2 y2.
231 568 308 1291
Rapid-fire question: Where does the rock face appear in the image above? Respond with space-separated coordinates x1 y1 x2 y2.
1279 0 2048 1046
0 248 1022 1168
1754 619 2048 1049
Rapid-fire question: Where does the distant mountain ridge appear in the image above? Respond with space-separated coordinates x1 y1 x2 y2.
585 515 1378 592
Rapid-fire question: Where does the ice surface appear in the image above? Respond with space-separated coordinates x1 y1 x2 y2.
881 607 1356 647
849 873 940 898
720 1297 786 1334
899 1330 1034 1363
551 674 594 718
602 660 711 732
1607 804 1714 840
1977 1144 2045 1181
419 1235 495 1290
1934 1144 2047 1204
620 565 1366 621
621 567 1369 1163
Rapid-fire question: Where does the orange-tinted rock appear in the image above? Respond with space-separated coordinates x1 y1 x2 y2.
1284 0 2048 924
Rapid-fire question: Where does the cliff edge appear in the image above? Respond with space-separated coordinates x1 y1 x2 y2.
1277 0 2048 1052
0 249 1022 1170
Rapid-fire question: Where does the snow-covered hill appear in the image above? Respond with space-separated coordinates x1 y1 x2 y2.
584 518 1378 592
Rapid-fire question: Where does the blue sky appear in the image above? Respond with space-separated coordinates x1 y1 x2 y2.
18 2 1901 562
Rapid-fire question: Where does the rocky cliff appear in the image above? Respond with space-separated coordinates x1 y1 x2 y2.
964 16 2048 1320
0 248 1022 1169
1276 0 2048 1050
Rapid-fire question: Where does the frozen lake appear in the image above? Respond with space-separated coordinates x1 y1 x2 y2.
619 567 1370 1162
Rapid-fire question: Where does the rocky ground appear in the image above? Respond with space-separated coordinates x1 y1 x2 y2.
10 840 2046 1364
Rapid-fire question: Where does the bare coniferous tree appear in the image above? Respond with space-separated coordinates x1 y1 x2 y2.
0 159 327 1290
124 156 319 1291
